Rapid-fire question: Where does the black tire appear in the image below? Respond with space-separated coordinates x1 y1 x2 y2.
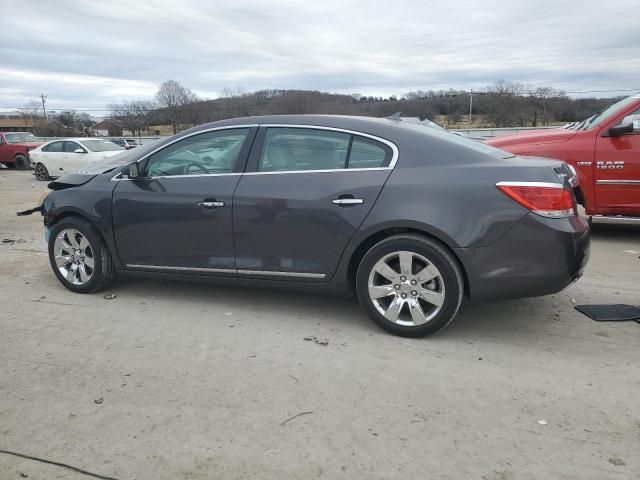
15 154 31 170
35 163 50 181
48 216 117 293
356 234 464 337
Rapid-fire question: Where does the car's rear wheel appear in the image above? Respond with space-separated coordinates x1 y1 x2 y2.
356 234 464 337
15 154 30 170
48 217 116 293
35 163 50 181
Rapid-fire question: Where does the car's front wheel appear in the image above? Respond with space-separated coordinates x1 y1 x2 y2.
35 163 50 181
356 234 464 337
48 217 116 293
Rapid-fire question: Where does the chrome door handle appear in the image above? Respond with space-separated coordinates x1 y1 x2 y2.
332 198 364 206
198 201 225 208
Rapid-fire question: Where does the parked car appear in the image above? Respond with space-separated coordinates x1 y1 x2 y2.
29 138 125 180
0 132 42 169
34 116 589 337
487 93 640 218
109 138 139 149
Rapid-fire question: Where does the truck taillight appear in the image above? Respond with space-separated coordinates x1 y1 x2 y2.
496 182 575 218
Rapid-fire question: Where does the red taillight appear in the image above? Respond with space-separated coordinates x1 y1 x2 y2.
496 182 575 218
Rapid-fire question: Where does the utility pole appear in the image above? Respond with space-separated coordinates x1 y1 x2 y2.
40 94 47 119
469 89 473 126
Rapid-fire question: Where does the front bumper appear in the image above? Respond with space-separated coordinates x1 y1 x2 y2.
455 213 590 302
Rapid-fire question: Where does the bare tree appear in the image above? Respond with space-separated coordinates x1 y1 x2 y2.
19 100 45 135
109 100 156 136
155 80 198 133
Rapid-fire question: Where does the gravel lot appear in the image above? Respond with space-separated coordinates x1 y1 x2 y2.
1 169 639 480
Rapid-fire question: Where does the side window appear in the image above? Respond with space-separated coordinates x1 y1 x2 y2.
63 141 83 153
146 128 250 177
258 128 350 172
43 141 63 153
348 137 393 169
616 107 640 128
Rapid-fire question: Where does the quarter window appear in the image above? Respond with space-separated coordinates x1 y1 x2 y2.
42 141 64 153
348 137 392 169
146 128 250 177
258 128 350 172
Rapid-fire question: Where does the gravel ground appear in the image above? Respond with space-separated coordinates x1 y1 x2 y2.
1 169 639 480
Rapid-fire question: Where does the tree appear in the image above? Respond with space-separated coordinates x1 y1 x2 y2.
109 100 156 136
19 100 45 135
155 80 198 133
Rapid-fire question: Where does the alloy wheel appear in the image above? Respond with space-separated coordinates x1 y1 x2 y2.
53 229 95 285
367 250 445 326
35 164 48 181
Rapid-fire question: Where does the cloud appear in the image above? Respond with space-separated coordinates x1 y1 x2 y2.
1 0 638 112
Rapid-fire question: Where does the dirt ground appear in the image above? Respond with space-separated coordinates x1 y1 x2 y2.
1 168 639 480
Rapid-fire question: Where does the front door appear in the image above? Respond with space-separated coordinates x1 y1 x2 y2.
112 127 256 272
233 126 396 280
595 106 640 215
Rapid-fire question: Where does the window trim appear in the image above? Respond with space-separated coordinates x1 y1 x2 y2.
245 124 399 175
112 124 398 181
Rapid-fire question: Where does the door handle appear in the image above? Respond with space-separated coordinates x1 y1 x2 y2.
198 200 225 209
332 198 364 206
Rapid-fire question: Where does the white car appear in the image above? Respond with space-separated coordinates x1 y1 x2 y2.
30 138 125 181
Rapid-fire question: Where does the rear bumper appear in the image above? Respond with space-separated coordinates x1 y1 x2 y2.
455 213 590 302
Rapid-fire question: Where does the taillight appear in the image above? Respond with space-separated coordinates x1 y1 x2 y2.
496 182 575 218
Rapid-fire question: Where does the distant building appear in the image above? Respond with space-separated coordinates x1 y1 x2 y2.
91 119 124 137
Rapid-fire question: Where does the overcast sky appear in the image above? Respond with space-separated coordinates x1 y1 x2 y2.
2 0 639 112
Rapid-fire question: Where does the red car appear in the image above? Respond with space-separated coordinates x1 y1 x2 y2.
488 94 640 218
0 132 43 169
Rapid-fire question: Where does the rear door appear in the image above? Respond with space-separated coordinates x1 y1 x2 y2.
595 106 640 215
112 127 256 271
233 126 397 281
40 140 66 175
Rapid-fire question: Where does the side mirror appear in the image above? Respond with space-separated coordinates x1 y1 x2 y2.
127 162 141 178
74 148 86 154
606 123 634 137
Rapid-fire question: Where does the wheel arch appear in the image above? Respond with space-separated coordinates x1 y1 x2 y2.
345 225 470 298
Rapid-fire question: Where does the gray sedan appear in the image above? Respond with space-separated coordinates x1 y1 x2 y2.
37 115 589 337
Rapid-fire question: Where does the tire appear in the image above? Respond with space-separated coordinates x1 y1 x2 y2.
15 154 31 170
35 163 50 181
356 234 464 337
48 216 117 293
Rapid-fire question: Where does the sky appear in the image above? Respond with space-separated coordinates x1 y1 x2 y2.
2 0 640 113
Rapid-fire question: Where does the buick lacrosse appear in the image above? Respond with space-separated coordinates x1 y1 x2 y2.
35 115 589 337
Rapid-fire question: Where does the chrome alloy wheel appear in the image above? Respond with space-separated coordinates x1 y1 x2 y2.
53 228 95 285
367 250 445 326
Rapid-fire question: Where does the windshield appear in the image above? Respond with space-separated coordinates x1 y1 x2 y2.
79 139 124 152
583 94 640 130
5 133 38 143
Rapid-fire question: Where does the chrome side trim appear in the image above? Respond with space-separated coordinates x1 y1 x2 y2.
595 179 640 185
243 167 390 175
125 264 326 279
496 181 564 188
238 269 326 279
126 264 235 274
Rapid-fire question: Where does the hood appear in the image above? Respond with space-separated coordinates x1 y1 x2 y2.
486 128 578 148
17 142 43 148
99 150 125 159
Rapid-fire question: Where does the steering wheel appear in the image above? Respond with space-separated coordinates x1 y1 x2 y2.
184 161 209 174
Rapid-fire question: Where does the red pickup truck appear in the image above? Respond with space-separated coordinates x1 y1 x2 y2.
0 132 42 169
488 94 640 218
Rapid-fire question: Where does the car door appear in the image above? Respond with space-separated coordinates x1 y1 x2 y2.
60 141 90 174
112 127 256 272
233 126 396 281
594 106 640 215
